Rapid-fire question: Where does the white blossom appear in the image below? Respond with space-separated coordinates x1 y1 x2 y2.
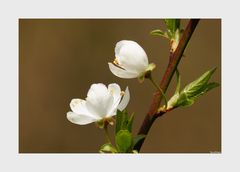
108 40 150 79
67 83 130 125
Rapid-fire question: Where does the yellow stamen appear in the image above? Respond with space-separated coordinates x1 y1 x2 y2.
113 58 119 65
120 91 125 96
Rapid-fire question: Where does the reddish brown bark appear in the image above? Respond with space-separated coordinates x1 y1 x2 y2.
134 19 200 152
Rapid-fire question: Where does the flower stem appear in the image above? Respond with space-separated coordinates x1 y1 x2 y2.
103 125 112 144
148 75 168 110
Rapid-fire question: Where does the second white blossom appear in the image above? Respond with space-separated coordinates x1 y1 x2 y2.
108 40 155 80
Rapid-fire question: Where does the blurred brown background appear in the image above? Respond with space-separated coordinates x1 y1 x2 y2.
19 19 221 153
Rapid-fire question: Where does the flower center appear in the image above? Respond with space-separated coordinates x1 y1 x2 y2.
113 58 119 65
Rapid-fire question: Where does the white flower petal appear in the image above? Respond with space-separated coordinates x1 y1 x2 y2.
106 109 117 118
87 83 109 99
85 96 114 118
86 83 114 118
70 99 93 117
67 112 96 125
108 83 121 103
108 63 139 79
117 86 130 111
105 83 122 117
115 40 149 73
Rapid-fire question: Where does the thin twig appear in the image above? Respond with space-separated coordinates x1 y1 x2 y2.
148 74 168 109
134 19 200 152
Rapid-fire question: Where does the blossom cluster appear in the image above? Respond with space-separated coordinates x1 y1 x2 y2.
67 40 150 125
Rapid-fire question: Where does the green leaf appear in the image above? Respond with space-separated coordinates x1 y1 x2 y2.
166 30 173 40
150 29 168 38
115 110 123 134
121 111 129 130
99 143 117 153
183 67 217 98
203 82 220 93
150 29 164 36
115 110 135 134
191 82 220 100
164 19 181 51
167 93 179 109
115 130 132 153
164 19 180 36
132 134 146 148
174 68 219 108
176 92 194 107
127 113 134 132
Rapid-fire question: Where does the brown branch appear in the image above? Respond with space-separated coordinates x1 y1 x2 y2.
134 19 200 152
